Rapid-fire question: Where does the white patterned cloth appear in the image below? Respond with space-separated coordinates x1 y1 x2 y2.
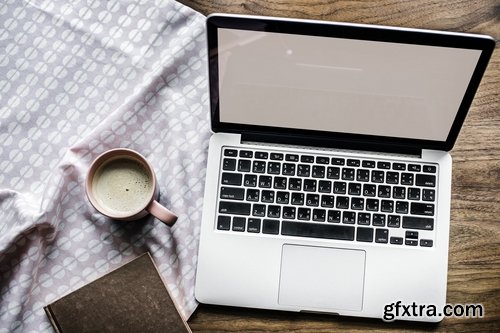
0 0 209 331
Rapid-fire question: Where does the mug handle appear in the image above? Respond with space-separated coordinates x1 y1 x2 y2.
147 200 178 226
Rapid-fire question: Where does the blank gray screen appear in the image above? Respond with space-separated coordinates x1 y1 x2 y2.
217 28 481 141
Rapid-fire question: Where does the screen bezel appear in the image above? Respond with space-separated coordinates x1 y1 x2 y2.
207 14 494 152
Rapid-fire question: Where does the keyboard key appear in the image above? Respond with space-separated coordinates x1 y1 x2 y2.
262 219 279 234
239 150 253 158
342 211 356 224
238 159 251 172
405 230 419 239
321 195 335 208
356 169 370 182
267 162 281 174
422 189 436 201
333 181 347 194
405 239 418 246
312 165 325 178
378 185 391 198
327 167 340 179
371 170 384 183
390 237 403 245
416 174 436 187
255 151 268 159
243 174 257 187
331 158 345 165
261 190 275 203
356 227 374 242
408 188 421 200
366 199 380 212
306 194 320 207
348 183 362 196
297 164 311 177
392 163 405 171
336 196 349 209
423 165 437 173
221 172 242 186
316 156 329 164
410 203 435 216
347 183 361 195
420 239 433 247
402 216 434 230
274 177 287 189
281 221 355 241
347 159 360 167
388 215 401 228
217 215 231 230
289 178 302 191
232 217 246 232
246 189 259 201
258 175 272 188
283 207 296 219
358 213 371 225
396 201 409 214
407 163 420 172
372 214 386 226
285 154 299 162
270 153 284 160
282 163 296 176
375 228 389 243
224 149 237 157
303 179 317 192
377 161 391 169
312 209 326 222
386 172 399 184
342 168 355 180
252 204 266 217
393 187 406 199
318 180 332 193
301 155 315 163
291 192 304 205
327 210 341 223
351 198 365 210
362 160 376 168
247 218 261 233
298 207 311 220
401 173 414 185
223 158 236 171
276 191 290 204
363 184 376 197
253 161 266 173
381 200 394 213
220 187 245 200
219 201 251 215
268 205 281 218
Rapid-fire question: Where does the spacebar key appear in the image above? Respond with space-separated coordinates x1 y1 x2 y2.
219 201 251 215
282 221 355 241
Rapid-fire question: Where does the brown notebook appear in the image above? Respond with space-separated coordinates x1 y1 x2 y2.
44 253 191 333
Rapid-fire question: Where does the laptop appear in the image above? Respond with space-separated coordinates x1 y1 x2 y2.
195 14 494 322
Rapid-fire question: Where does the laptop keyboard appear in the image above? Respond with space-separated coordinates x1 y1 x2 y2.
216 147 437 247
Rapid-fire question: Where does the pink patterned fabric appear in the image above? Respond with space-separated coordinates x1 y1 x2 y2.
0 0 209 331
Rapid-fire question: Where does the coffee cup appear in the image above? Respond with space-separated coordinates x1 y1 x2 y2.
85 148 177 226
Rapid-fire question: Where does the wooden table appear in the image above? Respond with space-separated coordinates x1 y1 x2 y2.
180 1 500 331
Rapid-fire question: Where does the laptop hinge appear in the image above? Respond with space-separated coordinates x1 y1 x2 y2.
241 132 422 157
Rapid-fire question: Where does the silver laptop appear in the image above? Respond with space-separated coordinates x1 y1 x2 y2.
195 14 494 322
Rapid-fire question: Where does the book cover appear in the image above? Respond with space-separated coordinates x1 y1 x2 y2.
44 253 192 333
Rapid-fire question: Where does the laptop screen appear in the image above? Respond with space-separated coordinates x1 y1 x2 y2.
208 15 494 151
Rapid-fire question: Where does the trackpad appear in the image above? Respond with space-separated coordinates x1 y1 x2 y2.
278 245 366 311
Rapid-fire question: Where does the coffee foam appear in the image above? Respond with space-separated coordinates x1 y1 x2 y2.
92 157 152 214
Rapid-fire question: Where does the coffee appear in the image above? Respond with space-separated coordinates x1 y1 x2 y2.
92 157 153 214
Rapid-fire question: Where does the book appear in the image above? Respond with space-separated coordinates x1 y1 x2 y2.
44 253 192 333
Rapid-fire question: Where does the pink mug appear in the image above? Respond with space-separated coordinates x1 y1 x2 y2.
85 148 177 226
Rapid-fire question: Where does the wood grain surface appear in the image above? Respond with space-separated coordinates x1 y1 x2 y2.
181 1 500 331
